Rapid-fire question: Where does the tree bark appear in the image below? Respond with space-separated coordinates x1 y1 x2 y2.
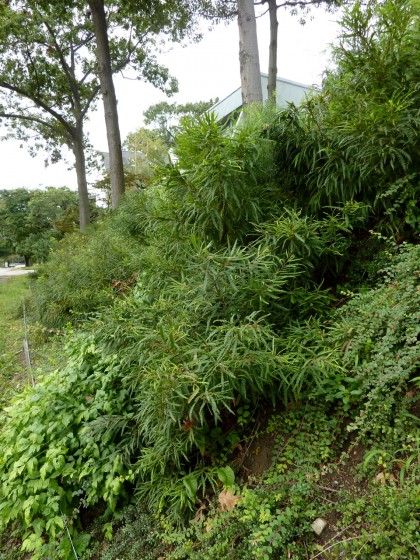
89 0 125 209
237 0 263 106
267 0 278 100
72 125 91 231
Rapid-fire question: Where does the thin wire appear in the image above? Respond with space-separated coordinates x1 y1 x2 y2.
21 300 79 559
22 298 35 387
60 508 80 560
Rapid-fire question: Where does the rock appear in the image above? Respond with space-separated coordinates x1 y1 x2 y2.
311 517 328 536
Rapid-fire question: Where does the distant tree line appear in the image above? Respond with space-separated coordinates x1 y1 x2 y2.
0 187 94 266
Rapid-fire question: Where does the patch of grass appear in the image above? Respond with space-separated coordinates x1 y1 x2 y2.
0 275 30 402
0 274 62 406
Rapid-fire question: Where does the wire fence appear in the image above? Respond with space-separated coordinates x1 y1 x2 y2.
21 298 79 560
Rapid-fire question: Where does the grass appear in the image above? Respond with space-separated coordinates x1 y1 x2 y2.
0 273 62 407
0 275 31 403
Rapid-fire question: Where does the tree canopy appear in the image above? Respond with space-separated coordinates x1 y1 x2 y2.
0 187 79 265
0 1 230 219
143 99 218 147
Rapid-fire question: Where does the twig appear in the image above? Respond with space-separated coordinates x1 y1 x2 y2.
318 495 336 505
310 534 377 559
315 484 340 493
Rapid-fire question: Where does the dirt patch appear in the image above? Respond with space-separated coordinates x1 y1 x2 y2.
239 428 276 479
235 402 280 480
311 442 370 554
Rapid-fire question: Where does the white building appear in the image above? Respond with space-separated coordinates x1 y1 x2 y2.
208 73 313 124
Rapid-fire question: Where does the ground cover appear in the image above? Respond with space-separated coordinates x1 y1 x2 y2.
0 275 31 403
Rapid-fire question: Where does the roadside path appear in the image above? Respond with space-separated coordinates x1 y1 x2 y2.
0 266 35 282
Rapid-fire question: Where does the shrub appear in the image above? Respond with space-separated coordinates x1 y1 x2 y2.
333 479 419 559
31 221 142 328
0 334 134 556
313 243 419 441
164 110 279 245
270 0 420 237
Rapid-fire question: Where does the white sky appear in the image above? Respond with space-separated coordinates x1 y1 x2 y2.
0 8 340 191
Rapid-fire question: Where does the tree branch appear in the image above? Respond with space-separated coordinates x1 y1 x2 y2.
0 81 73 134
0 111 68 137
43 20 80 104
80 85 101 119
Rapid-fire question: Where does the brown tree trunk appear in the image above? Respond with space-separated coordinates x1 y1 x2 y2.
237 0 263 106
267 0 278 100
89 0 125 209
72 125 90 231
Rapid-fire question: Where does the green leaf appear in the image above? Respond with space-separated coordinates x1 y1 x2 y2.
182 474 198 500
217 466 235 487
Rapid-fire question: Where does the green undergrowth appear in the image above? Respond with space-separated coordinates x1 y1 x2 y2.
0 2 419 556
98 399 419 560
0 275 28 401
0 274 63 406
0 242 418 559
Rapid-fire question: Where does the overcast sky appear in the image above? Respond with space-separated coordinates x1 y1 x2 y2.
0 7 341 191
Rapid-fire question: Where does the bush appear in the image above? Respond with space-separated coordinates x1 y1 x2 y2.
270 0 420 237
99 505 165 560
0 334 134 556
31 220 142 328
319 243 420 439
333 479 419 559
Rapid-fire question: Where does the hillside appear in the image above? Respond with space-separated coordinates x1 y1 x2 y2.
0 1 419 558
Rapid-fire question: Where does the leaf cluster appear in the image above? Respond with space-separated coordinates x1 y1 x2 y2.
0 187 79 262
269 0 420 238
316 244 420 439
0 336 134 555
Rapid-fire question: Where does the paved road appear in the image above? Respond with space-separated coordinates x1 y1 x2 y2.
0 266 35 278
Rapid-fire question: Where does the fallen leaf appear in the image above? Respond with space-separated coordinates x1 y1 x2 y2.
218 489 241 512
190 502 207 524
376 472 386 484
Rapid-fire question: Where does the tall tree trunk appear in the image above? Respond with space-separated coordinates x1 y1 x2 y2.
237 0 263 106
89 0 125 209
267 0 278 100
72 125 90 231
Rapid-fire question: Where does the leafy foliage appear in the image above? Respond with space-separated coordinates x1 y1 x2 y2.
31 216 141 327
331 479 419 559
0 335 134 555
1 3 419 555
270 0 420 237
98 505 165 560
164 111 278 244
317 243 420 439
143 98 218 147
162 404 345 560
0 187 79 264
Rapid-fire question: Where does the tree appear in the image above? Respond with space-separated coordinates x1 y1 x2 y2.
0 1 231 221
237 0 263 105
88 0 125 209
234 1 348 104
0 2 99 230
143 99 218 147
0 187 79 265
125 127 167 165
86 0 232 207
259 1 347 99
